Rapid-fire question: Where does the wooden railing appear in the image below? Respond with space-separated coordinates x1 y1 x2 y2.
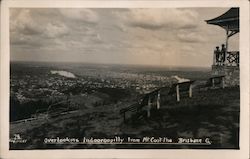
120 80 195 121
214 51 239 66
226 51 239 66
120 76 228 122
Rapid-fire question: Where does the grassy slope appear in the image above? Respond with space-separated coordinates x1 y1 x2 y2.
10 87 240 149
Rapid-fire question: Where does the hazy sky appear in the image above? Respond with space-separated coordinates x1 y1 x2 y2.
10 8 239 67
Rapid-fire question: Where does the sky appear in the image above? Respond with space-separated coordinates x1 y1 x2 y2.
10 8 239 67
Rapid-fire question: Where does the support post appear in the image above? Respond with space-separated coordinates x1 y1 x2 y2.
225 28 229 66
221 77 225 89
147 96 151 117
213 52 215 65
189 84 193 98
157 90 160 109
176 84 180 102
212 78 215 87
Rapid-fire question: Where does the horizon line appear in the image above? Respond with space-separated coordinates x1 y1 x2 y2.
10 60 211 69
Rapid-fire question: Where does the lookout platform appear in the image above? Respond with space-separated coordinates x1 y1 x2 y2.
206 8 239 87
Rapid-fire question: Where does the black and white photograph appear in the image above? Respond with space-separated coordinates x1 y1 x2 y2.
1 0 249 158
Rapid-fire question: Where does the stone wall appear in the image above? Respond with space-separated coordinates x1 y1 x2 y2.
212 65 239 87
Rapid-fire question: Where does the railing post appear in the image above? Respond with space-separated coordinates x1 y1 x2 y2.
176 84 180 102
147 96 151 117
157 90 160 109
221 77 225 89
189 84 193 98
212 78 215 87
213 51 216 65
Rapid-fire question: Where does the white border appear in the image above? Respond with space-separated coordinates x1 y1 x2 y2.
1 0 249 159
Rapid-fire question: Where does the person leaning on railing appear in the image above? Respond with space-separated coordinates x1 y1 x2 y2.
221 44 226 65
214 46 220 65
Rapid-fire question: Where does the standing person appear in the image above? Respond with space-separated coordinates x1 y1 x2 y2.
214 46 220 65
221 44 226 65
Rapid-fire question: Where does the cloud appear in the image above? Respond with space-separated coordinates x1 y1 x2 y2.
10 8 237 67
10 9 44 35
44 22 69 38
10 8 99 38
114 24 127 32
10 34 43 48
177 30 206 43
59 9 99 24
10 9 69 46
10 8 101 51
115 8 199 30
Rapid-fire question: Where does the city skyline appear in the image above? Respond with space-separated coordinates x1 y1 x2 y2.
10 8 239 67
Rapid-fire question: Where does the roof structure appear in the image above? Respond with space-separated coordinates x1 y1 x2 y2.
206 8 239 33
206 8 240 67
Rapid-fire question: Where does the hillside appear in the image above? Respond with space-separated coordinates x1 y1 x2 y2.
10 86 240 149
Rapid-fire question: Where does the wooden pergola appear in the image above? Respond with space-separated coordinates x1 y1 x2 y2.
206 8 239 66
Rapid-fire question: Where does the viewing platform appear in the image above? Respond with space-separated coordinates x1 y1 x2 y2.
206 8 239 87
